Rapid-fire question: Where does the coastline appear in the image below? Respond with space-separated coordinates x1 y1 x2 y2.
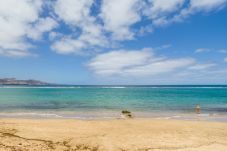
1 110 227 122
1 85 227 123
1 118 227 151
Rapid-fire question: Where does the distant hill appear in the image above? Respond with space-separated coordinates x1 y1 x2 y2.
0 78 51 85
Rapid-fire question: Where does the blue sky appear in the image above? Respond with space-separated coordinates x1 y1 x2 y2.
0 0 227 85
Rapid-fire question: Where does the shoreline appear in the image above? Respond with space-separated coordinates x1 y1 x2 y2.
1 110 227 122
0 118 227 150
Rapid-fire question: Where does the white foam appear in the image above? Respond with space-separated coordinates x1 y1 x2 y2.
0 86 227 89
101 87 126 89
0 112 63 118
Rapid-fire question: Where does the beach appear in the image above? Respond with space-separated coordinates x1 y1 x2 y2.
1 0 227 150
0 118 227 151
0 86 227 150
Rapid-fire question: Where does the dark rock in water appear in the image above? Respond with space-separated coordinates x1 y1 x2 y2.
121 110 133 118
121 110 131 114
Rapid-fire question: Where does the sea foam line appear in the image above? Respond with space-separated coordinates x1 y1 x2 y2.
0 112 63 118
1 86 227 89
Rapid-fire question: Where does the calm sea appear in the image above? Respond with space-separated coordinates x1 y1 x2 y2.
0 85 227 121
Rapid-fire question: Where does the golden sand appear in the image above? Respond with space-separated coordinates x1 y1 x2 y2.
0 118 227 151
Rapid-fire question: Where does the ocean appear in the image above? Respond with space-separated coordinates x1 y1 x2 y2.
0 85 227 121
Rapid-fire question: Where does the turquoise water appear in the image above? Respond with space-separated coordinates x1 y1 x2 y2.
0 86 227 119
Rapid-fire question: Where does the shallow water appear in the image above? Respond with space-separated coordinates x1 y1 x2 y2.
0 85 227 121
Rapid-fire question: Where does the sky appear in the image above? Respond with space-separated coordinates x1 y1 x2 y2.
0 0 227 85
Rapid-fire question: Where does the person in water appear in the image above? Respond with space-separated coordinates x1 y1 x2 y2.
195 105 201 114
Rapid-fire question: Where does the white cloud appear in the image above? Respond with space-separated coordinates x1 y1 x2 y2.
1 0 225 57
188 63 216 70
142 0 186 27
52 0 108 54
0 49 36 58
48 32 62 41
144 0 184 19
52 0 183 54
155 44 172 50
87 48 223 84
123 58 195 77
27 17 58 40
150 0 227 27
100 0 142 40
195 48 227 54
78 23 108 47
224 57 227 62
53 0 142 54
195 48 210 53
219 49 227 53
51 22 108 54
172 68 227 84
51 38 85 55
0 0 57 57
54 0 93 26
0 0 42 50
88 48 196 77
190 0 227 10
51 0 227 55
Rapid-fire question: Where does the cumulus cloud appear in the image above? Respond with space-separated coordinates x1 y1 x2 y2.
1 0 227 57
0 0 42 50
27 17 58 40
219 49 227 53
100 0 142 40
52 0 143 54
172 68 227 84
149 0 227 26
54 0 93 26
51 37 86 54
195 48 227 54
143 0 184 19
52 0 108 54
190 0 227 10
50 0 227 55
224 57 227 62
51 24 108 54
87 48 222 84
0 49 36 58
0 0 57 57
195 48 210 53
88 48 196 77
188 63 216 70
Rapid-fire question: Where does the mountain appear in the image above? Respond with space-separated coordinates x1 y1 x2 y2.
0 78 51 85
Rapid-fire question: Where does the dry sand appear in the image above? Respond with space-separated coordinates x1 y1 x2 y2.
0 118 227 151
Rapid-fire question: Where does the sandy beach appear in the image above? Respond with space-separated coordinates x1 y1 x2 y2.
0 118 227 151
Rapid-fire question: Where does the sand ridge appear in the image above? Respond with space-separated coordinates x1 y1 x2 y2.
0 118 227 151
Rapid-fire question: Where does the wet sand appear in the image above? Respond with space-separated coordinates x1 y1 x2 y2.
0 118 227 151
